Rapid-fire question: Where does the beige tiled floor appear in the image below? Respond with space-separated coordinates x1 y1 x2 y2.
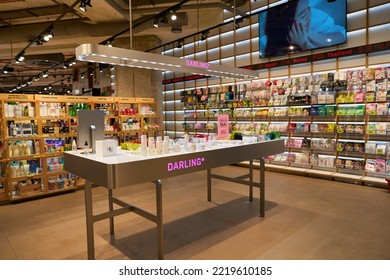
0 166 389 260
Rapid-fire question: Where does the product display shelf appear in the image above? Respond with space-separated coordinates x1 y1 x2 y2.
90 96 119 137
180 68 390 187
0 94 161 202
117 97 161 140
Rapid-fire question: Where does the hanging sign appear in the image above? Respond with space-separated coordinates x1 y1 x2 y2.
217 114 229 139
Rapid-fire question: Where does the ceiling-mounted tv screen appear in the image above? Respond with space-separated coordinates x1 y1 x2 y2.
259 0 347 58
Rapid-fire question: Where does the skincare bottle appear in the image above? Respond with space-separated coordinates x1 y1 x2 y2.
148 137 155 155
141 135 147 156
72 139 77 153
163 136 170 154
156 140 163 154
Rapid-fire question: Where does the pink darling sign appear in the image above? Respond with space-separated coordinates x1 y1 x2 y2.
185 59 210 69
167 157 205 171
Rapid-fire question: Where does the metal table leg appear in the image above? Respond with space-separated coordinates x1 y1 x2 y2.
155 179 164 260
249 160 254 202
84 180 95 260
259 157 265 217
207 169 212 202
108 188 114 235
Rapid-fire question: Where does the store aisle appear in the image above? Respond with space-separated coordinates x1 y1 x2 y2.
0 166 389 260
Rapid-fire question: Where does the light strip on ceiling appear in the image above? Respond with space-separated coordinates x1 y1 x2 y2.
75 44 260 80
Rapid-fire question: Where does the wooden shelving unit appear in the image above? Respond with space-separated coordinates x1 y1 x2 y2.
0 94 159 202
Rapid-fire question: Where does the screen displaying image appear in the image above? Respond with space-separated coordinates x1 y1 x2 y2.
259 0 347 58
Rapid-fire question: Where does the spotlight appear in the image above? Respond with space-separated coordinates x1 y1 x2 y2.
43 32 53 42
2 66 12 74
153 18 159 28
34 75 40 81
43 27 54 42
16 51 25 62
170 11 177 21
107 41 113 47
42 72 48 78
176 39 184 48
79 0 92 12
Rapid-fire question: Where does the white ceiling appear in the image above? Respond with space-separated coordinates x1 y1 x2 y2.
0 0 247 93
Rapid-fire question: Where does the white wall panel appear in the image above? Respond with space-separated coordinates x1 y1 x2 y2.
369 3 390 26
290 63 312 75
165 122 175 131
163 101 175 111
347 0 366 13
312 59 337 72
220 57 235 67
236 53 251 67
347 10 367 31
345 29 367 48
194 50 207 62
164 111 175 121
257 69 269 79
207 48 220 61
338 55 366 69
206 35 220 49
270 67 289 77
235 40 251 55
234 26 251 42
369 24 390 43
220 44 235 58
368 51 390 65
220 31 234 45
370 0 390 8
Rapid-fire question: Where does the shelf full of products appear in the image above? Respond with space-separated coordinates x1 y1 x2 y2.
0 94 160 203
180 67 390 187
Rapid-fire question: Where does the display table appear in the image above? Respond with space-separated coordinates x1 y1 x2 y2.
64 139 284 259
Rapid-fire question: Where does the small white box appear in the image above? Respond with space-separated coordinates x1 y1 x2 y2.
95 140 117 157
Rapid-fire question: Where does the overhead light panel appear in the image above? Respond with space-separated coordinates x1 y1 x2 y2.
75 44 260 80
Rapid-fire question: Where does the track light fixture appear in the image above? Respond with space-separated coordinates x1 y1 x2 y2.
201 30 209 41
176 39 184 48
16 51 25 63
235 18 243 30
2 65 13 74
43 30 53 42
153 18 159 28
79 0 92 12
42 72 48 78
